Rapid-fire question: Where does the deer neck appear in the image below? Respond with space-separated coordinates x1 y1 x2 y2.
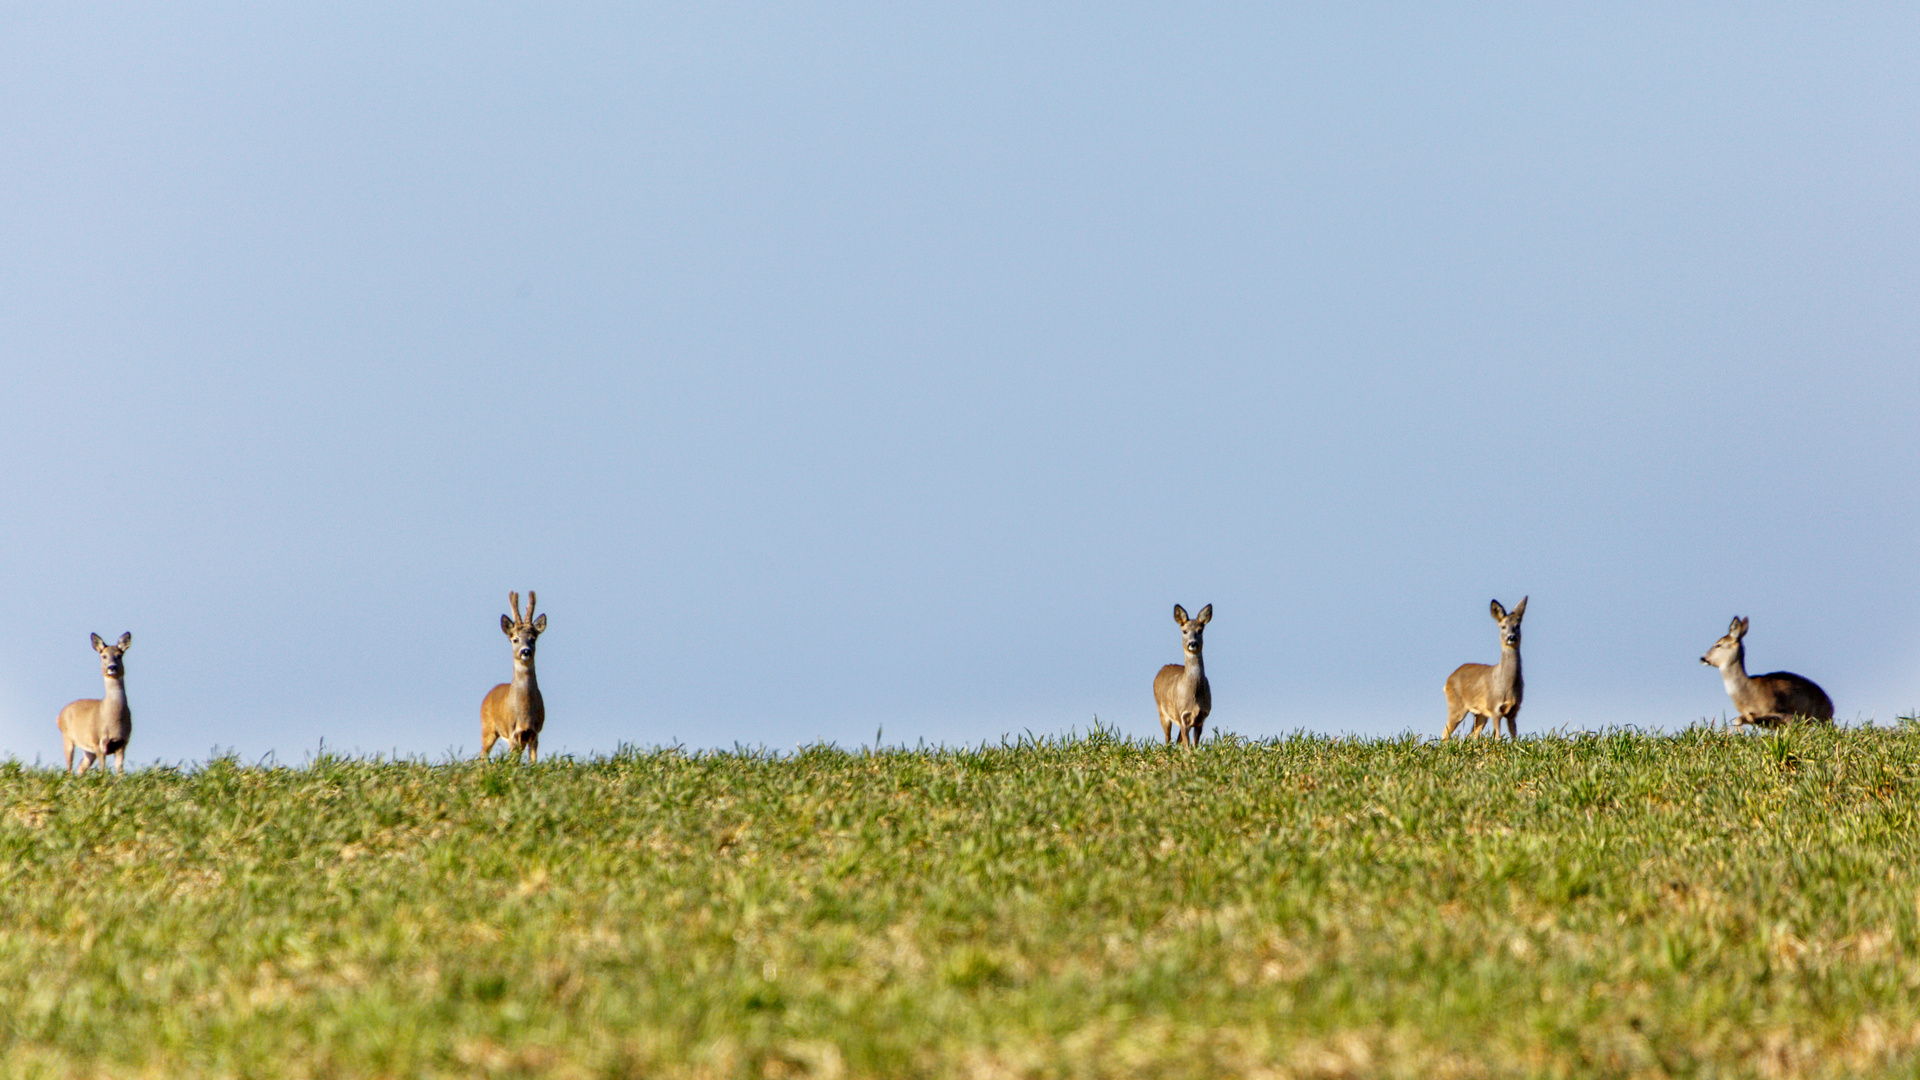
1181 650 1206 688
510 662 540 698
1717 646 1752 698
1491 643 1521 692
100 675 128 718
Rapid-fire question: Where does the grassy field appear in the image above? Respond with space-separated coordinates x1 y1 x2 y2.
3 724 1920 1079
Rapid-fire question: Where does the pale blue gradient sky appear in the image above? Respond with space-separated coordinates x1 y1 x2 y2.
3 4 1916 765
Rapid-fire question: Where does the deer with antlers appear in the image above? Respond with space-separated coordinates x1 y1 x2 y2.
481 591 547 762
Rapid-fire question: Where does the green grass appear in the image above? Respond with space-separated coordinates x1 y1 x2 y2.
4 724 1920 1079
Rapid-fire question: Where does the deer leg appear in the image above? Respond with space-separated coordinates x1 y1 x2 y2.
526 734 538 765
480 729 497 759
116 748 127 775
1443 690 1466 739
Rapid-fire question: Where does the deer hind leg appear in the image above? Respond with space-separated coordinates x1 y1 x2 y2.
1159 709 1174 745
1443 688 1467 739
63 737 75 775
480 727 498 759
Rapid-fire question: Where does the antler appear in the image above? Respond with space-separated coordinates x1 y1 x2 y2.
509 591 524 627
525 590 537 622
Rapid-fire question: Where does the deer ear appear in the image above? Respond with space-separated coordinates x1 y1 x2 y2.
532 614 547 634
117 632 131 650
501 614 515 636
1510 597 1526 620
90 633 105 651
1172 604 1189 626
1489 600 1507 621
1733 617 1748 638
1193 604 1212 626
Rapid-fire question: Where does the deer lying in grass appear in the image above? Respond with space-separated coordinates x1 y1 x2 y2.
1444 597 1525 739
1154 603 1212 747
58 632 133 775
481 591 546 762
1700 616 1832 727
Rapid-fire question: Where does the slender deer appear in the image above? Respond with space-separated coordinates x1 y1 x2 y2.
57 632 133 775
1154 603 1212 747
1444 597 1526 739
481 591 547 762
1700 616 1832 727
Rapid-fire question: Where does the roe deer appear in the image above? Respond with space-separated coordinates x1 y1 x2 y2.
58 632 133 775
481 591 546 762
1444 597 1526 739
1154 603 1212 747
1700 616 1833 727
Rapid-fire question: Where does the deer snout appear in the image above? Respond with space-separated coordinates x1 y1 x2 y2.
518 647 533 660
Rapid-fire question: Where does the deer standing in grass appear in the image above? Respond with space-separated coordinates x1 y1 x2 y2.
481 591 546 762
1154 603 1212 747
58 632 133 775
1700 616 1832 727
1444 597 1526 739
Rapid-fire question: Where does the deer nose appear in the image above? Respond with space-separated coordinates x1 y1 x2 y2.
518 647 532 659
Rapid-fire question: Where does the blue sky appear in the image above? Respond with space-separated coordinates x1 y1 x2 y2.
3 4 1916 765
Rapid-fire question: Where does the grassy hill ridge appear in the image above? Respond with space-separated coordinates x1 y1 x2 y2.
3 725 1919 1078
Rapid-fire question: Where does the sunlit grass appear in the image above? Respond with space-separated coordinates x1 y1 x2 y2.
3 723 1919 1078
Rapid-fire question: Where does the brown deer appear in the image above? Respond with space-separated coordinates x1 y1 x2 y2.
1700 616 1832 727
1153 603 1212 747
57 632 133 775
481 591 546 762
1444 597 1526 739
